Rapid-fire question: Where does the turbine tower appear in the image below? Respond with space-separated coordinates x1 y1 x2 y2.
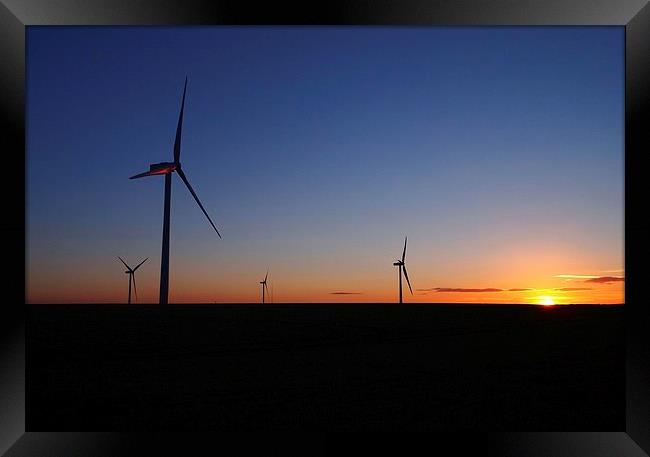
260 271 269 304
118 257 148 304
130 77 221 305
393 236 413 303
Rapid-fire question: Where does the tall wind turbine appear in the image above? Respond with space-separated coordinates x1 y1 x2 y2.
118 257 148 304
393 236 413 303
130 77 221 305
260 271 269 304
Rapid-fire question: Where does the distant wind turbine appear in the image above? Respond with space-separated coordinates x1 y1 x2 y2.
118 257 148 304
129 77 221 305
393 236 413 303
260 271 269 304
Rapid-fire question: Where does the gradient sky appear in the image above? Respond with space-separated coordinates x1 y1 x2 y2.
26 26 624 304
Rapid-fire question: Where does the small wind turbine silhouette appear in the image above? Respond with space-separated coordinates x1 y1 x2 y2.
260 271 269 304
393 237 413 303
130 77 221 305
118 257 148 304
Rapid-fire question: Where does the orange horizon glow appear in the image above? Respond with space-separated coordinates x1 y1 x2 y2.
27 275 625 305
27 239 625 305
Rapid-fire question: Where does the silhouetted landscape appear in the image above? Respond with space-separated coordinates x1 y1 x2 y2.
27 304 623 430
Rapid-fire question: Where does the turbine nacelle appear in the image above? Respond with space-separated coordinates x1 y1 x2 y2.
130 162 178 179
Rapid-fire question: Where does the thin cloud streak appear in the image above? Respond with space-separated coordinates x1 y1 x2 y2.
584 276 624 284
417 288 504 293
330 291 362 295
417 287 535 293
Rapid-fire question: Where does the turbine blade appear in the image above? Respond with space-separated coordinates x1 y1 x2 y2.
134 257 149 271
402 264 413 295
118 256 131 271
402 236 407 263
264 270 268 282
176 167 222 238
173 77 188 164
132 273 138 302
265 283 270 302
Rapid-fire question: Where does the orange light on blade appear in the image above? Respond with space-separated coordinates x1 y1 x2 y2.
149 166 176 175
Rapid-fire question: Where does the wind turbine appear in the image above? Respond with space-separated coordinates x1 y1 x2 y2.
393 236 413 303
260 271 269 304
130 77 221 305
118 257 148 304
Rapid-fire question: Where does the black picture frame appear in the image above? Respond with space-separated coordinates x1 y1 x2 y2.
2 0 649 454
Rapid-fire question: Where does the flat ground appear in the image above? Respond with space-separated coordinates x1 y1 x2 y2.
26 304 624 430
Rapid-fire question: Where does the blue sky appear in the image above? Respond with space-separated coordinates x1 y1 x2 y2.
26 27 624 303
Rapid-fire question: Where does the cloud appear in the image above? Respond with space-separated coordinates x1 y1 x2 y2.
414 280 612 295
554 287 593 291
418 287 504 293
416 287 535 293
584 276 624 284
330 291 362 295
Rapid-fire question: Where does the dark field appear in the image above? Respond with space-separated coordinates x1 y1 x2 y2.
27 304 624 430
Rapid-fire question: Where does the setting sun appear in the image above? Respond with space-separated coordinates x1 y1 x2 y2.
539 296 556 306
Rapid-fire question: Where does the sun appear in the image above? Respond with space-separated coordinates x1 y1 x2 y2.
538 296 555 306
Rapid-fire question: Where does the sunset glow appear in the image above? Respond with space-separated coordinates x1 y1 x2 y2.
538 296 556 306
